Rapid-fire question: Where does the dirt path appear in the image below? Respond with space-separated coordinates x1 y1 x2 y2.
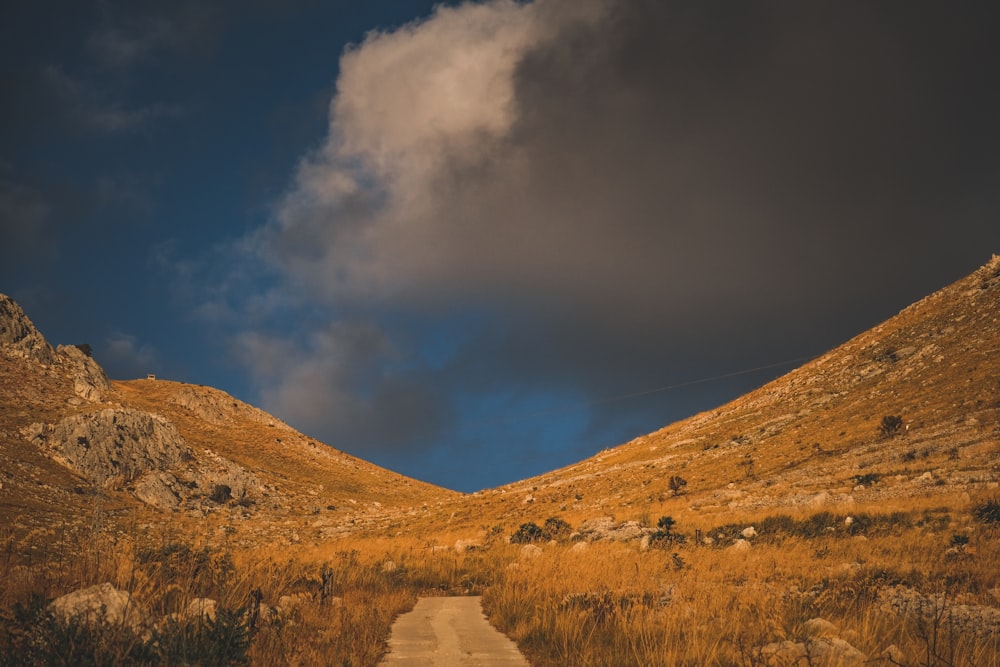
378 596 530 666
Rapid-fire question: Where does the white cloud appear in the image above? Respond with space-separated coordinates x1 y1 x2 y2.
264 0 610 303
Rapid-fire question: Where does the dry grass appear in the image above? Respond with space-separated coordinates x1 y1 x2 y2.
480 503 1000 666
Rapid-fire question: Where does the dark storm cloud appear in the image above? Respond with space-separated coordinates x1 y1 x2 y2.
238 0 999 481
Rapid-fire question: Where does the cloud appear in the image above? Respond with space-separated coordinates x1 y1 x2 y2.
99 332 159 379
229 0 1000 487
0 172 52 264
42 65 181 133
235 321 452 457
85 0 215 68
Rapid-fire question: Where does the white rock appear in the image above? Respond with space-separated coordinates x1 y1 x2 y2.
728 539 751 552
520 544 542 559
50 583 145 631
183 598 218 622
741 526 757 538
803 617 838 637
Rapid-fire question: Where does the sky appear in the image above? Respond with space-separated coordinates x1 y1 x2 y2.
2 1 999 493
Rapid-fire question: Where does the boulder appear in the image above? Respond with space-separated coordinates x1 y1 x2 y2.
803 617 838 637
182 598 218 622
728 539 751 552
50 583 145 631
520 544 542 559
760 637 866 666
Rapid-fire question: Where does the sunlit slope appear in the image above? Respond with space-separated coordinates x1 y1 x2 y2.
403 256 1000 535
0 292 457 551
113 379 456 511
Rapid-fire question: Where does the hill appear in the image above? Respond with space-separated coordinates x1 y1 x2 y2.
403 255 1000 537
0 294 457 555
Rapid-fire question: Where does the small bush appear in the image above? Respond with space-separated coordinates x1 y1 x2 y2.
879 415 904 439
543 517 572 541
854 473 880 486
511 522 545 544
649 516 685 548
973 497 1000 525
209 484 233 504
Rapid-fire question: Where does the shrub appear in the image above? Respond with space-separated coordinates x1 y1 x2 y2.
879 415 904 439
649 516 685 548
543 517 572 541
511 522 545 544
209 484 233 504
854 473 880 486
973 497 1000 524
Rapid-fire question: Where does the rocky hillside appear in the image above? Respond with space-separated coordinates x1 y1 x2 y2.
398 256 1000 536
0 294 457 552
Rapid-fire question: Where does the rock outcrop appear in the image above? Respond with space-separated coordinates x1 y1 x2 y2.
56 344 111 401
170 384 285 427
0 293 56 365
25 409 191 485
24 408 262 510
1 293 109 401
573 516 652 542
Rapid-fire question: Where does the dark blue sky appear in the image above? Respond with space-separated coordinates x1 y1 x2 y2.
3 1 999 492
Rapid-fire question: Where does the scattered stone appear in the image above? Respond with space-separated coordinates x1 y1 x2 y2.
49 583 145 631
454 539 481 553
803 617 838 637
520 544 542 559
810 492 830 508
882 645 906 663
878 586 1000 639
182 598 218 622
728 539 751 552
760 637 866 666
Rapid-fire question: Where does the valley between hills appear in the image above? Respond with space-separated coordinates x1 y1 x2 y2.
1 257 998 666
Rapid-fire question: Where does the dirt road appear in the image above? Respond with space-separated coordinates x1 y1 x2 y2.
378 596 530 666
